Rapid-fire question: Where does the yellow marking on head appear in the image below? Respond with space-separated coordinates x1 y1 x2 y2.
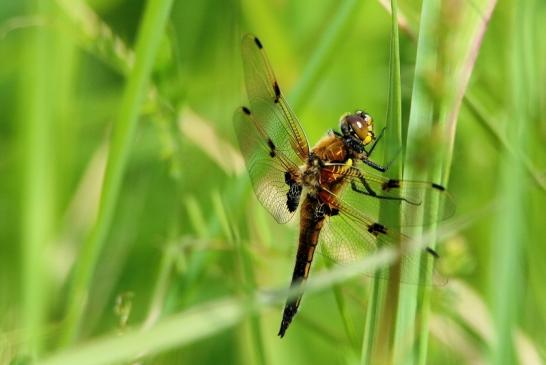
364 134 373 144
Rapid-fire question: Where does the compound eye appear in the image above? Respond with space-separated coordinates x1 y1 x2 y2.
349 118 369 141
348 112 374 145
361 113 373 127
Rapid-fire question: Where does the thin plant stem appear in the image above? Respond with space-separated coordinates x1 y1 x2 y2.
361 0 402 363
490 0 531 363
392 0 440 363
415 0 497 363
21 0 55 358
288 0 363 113
60 0 175 345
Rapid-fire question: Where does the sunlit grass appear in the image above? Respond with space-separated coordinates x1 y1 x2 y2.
60 0 175 345
2 0 546 364
361 0 402 363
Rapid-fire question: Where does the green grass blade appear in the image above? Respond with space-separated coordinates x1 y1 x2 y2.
490 0 532 363
60 0 174 345
463 93 546 191
415 1 497 364
214 191 268 365
392 0 440 363
288 0 363 113
38 215 472 365
361 0 402 363
42 246 400 365
20 0 55 358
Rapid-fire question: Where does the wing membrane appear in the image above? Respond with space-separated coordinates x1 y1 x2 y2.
240 34 309 161
234 34 311 223
234 107 300 223
324 164 455 227
318 188 442 285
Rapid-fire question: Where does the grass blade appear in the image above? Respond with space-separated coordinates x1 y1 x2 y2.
361 0 402 362
60 0 175 345
415 0 497 363
288 0 363 113
490 0 532 363
20 0 55 358
392 0 440 363
39 212 473 365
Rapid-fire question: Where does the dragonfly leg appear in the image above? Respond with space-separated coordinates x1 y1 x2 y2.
361 146 402 173
351 175 418 205
361 158 387 172
365 126 386 157
426 246 439 258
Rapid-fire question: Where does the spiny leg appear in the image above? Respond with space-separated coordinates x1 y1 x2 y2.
362 158 387 172
350 175 419 206
361 146 402 173
365 126 386 157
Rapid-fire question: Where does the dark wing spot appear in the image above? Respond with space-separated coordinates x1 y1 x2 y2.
431 183 445 191
254 36 263 49
242 106 251 115
284 171 292 184
273 81 281 103
267 138 276 150
368 222 388 236
426 247 440 258
382 179 401 191
267 138 276 157
286 183 302 212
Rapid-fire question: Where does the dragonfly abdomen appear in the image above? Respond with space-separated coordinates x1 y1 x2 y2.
278 196 326 337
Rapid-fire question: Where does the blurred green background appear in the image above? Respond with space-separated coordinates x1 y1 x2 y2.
0 0 545 364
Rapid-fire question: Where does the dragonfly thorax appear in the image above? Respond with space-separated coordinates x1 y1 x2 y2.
298 154 323 196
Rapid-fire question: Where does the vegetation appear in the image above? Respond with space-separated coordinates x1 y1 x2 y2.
1 0 545 364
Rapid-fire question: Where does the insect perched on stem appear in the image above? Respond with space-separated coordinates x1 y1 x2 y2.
234 34 453 337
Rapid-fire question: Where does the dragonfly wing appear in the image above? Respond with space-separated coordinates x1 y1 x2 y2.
234 107 301 224
234 34 311 223
318 187 440 285
240 34 310 161
327 164 455 227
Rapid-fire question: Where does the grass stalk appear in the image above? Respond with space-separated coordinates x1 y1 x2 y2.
375 0 544 192
415 0 497 363
141 242 178 330
41 246 401 365
288 0 363 113
38 214 473 365
489 0 531 363
20 0 55 358
60 0 174 345
392 0 439 363
361 0 402 363
213 192 268 365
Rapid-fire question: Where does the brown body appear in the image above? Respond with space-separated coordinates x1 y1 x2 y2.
236 35 448 339
278 134 353 337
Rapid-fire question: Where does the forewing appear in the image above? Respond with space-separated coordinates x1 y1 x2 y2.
233 107 300 224
240 34 309 161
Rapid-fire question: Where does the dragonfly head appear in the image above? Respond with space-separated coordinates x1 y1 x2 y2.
339 110 375 147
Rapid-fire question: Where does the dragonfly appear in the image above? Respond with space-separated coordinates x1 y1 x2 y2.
233 34 453 338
